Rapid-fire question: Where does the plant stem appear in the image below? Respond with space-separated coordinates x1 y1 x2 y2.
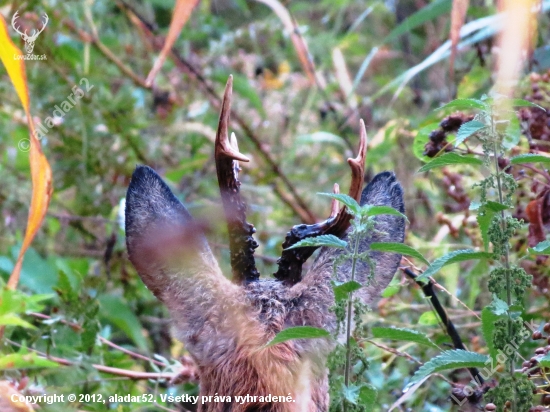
491 115 517 412
344 216 363 389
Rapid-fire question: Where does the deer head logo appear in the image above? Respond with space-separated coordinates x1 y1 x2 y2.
11 10 49 54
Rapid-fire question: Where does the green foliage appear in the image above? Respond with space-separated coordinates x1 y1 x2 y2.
418 153 484 172
407 350 489 387
265 326 331 346
371 327 438 349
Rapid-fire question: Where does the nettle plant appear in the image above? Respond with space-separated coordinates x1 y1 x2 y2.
269 196 415 411
408 95 550 412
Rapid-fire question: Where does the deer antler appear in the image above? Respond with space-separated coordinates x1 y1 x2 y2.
215 75 260 284
11 11 26 38
274 120 367 285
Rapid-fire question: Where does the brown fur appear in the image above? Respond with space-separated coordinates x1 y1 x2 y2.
125 166 405 411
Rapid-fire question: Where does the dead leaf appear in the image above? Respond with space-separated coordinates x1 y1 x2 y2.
449 0 469 78
0 14 53 290
526 198 545 247
145 0 200 87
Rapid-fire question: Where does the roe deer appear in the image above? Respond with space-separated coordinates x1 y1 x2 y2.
125 76 405 411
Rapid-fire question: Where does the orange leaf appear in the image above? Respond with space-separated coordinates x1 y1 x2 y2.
0 15 53 290
449 0 469 78
145 0 200 87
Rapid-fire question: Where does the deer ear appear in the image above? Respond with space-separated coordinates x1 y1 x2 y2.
125 166 219 301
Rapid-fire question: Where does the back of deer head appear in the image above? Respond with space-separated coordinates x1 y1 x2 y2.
125 76 405 411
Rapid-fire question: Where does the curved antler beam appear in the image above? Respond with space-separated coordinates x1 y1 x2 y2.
274 120 368 285
215 76 260 284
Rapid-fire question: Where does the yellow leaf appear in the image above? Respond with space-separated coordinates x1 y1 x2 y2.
0 14 53 290
145 0 200 86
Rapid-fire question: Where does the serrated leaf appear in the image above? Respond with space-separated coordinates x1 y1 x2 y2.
454 120 487 146
284 234 347 250
485 201 509 212
510 99 545 110
333 280 362 301
370 242 429 265
477 209 495 252
318 192 361 215
438 98 487 111
364 205 409 222
265 326 331 347
418 153 483 172
510 153 550 165
417 249 492 281
481 297 508 362
418 311 439 325
408 350 489 386
529 240 550 255
371 327 438 349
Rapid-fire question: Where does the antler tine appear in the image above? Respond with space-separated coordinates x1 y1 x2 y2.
274 121 368 285
215 76 259 284
347 119 367 202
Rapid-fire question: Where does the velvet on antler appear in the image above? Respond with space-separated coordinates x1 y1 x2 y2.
215 75 260 284
273 120 368 285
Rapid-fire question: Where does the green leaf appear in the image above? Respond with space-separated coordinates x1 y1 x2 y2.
98 295 149 351
418 311 439 326
539 353 550 368
417 249 493 281
358 384 378 406
364 205 409 222
318 192 361 215
0 351 59 370
477 209 496 252
481 298 508 361
510 153 550 165
408 350 489 386
529 240 550 255
510 99 545 110
333 280 362 302
413 123 440 162
0 313 36 329
485 201 509 212
371 327 438 349
454 120 487 146
437 98 487 111
265 326 331 347
285 234 347 250
383 0 452 44
370 242 429 265
418 153 484 172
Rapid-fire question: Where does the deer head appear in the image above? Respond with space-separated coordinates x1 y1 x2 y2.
125 76 405 411
11 11 48 54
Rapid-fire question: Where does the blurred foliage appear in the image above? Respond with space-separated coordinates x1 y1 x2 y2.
1 0 550 411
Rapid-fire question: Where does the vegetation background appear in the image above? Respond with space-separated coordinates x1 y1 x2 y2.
1 0 550 411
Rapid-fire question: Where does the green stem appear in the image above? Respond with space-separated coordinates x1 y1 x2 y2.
344 216 362 390
491 114 516 412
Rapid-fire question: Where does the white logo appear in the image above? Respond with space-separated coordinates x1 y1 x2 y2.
11 10 48 55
